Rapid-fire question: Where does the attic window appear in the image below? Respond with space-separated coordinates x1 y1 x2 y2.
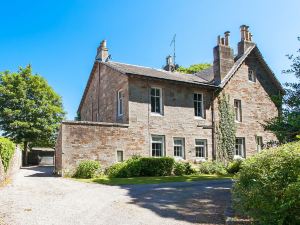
248 70 256 82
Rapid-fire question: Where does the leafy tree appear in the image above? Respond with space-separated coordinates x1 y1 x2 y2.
216 94 236 164
176 63 211 74
0 65 65 165
265 38 300 143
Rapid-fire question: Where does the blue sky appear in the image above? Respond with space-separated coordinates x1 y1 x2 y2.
0 0 299 119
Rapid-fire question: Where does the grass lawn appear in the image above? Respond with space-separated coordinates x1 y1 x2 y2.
73 174 233 186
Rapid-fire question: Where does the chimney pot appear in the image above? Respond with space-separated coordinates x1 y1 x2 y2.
224 31 230 46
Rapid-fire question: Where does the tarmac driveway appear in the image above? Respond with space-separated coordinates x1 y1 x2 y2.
0 166 232 225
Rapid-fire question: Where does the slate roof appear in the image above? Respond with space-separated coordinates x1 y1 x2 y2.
103 61 216 87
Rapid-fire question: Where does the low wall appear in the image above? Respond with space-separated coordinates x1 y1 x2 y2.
0 147 22 183
55 121 146 176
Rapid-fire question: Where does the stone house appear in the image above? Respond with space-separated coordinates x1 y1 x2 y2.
55 25 284 175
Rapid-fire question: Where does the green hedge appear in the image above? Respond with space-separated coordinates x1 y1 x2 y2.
173 162 196 176
106 157 175 178
74 160 101 178
232 141 300 225
0 137 15 172
226 159 243 174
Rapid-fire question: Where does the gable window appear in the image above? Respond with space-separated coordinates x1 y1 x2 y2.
195 139 206 158
256 136 263 152
234 99 242 122
173 138 184 158
117 90 124 117
194 93 204 118
235 138 245 157
117 151 124 162
151 135 165 157
248 69 256 82
151 88 162 114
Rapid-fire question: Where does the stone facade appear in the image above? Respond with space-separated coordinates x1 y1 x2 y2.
55 26 283 175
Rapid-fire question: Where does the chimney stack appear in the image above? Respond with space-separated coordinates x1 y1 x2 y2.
164 55 175 72
96 40 109 62
213 31 234 84
238 25 255 56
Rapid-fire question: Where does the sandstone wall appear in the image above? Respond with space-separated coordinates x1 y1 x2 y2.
0 147 22 183
80 63 129 124
215 51 279 157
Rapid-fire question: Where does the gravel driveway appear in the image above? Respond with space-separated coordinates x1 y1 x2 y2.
0 166 232 225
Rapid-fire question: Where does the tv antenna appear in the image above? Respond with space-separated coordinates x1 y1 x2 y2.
170 34 176 65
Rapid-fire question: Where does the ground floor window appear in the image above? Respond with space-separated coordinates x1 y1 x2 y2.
117 151 124 162
256 136 263 152
173 138 184 158
151 135 165 157
195 139 206 158
235 138 245 157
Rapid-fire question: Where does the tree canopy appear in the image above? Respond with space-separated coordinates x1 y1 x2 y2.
265 38 300 143
176 63 211 74
0 65 65 163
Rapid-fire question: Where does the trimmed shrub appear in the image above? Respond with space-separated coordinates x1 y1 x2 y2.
232 141 300 225
106 157 175 178
226 159 243 174
0 137 15 172
74 160 101 178
139 157 175 176
173 162 186 176
105 162 128 178
198 161 227 175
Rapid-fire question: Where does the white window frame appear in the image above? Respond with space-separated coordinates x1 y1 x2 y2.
256 136 263 152
193 93 204 118
235 137 245 158
234 99 242 122
151 135 165 157
195 139 206 158
173 138 185 158
248 69 256 82
116 150 124 162
117 90 124 117
150 87 163 115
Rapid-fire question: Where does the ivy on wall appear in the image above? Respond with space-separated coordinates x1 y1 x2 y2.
0 137 15 172
216 93 236 164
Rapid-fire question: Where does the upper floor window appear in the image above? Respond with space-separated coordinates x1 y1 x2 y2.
195 139 206 158
235 137 245 158
173 138 184 158
256 136 263 152
234 99 242 122
194 93 204 118
117 90 123 117
151 87 162 114
151 135 165 157
248 69 256 82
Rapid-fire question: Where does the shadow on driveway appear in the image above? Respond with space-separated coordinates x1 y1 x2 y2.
23 166 55 177
122 180 232 224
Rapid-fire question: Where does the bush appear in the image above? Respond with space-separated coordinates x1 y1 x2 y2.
226 159 243 174
74 160 101 178
184 162 196 175
173 162 196 176
0 137 15 172
173 162 186 176
139 157 174 176
105 162 128 178
107 157 175 178
232 141 300 225
198 161 227 175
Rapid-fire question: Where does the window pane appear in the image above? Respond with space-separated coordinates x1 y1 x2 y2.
117 151 123 162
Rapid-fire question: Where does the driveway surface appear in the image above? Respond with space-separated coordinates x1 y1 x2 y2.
0 166 232 225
